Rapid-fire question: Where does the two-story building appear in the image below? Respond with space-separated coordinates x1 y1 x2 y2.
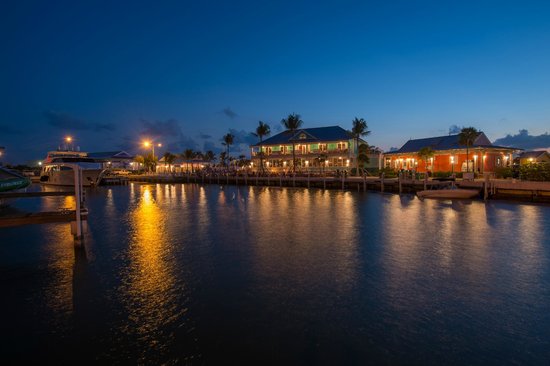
250 126 377 173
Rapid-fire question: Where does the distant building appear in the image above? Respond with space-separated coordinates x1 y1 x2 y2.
87 151 134 169
518 151 550 165
0 146 4 165
384 132 520 173
156 156 214 174
249 126 380 172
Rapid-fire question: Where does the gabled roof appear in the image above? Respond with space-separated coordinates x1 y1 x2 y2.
386 132 517 154
87 151 134 159
251 126 353 146
519 150 550 159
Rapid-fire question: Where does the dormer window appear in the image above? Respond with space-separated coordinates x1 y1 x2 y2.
299 133 307 140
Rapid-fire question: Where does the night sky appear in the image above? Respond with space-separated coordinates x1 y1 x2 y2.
2 0 550 164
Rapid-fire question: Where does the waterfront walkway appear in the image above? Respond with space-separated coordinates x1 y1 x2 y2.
125 173 550 202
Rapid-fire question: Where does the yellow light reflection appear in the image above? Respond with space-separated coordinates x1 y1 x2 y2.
123 185 176 347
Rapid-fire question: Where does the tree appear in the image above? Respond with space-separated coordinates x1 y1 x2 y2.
417 146 435 173
163 152 177 173
222 133 234 166
219 151 228 167
182 149 194 172
281 113 303 173
252 121 271 173
134 154 145 172
350 117 371 176
144 152 157 173
458 127 479 173
316 153 328 174
357 144 371 173
204 150 216 164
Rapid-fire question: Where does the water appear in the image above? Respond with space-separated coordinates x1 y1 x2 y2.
1 184 550 364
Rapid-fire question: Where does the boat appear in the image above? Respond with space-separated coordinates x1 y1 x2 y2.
416 186 480 199
40 150 106 187
0 166 31 206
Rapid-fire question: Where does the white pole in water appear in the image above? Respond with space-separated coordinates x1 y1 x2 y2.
74 165 82 240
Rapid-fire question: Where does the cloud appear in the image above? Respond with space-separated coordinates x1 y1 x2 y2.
0 124 23 134
45 111 115 132
203 140 223 154
116 118 201 154
389 147 399 152
221 107 237 119
198 133 212 139
228 128 257 146
140 118 182 138
448 125 462 134
493 129 550 150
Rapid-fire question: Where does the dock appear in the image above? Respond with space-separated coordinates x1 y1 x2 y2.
0 209 88 228
126 173 550 202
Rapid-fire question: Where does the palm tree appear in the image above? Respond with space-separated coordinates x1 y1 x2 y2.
144 152 157 173
182 149 194 172
222 133 234 166
163 152 177 173
252 121 271 173
350 117 371 176
204 150 216 164
219 151 227 167
357 144 371 174
281 113 303 173
417 146 435 173
458 127 479 173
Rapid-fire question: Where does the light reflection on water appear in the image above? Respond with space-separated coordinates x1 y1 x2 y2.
1 184 550 364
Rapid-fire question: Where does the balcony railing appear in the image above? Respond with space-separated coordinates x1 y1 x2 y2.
252 148 349 157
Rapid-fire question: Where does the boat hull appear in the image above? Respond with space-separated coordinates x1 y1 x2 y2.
40 169 105 187
416 189 480 199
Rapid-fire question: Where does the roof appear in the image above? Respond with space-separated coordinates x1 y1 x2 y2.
519 150 550 159
251 126 354 146
87 151 133 159
386 132 518 154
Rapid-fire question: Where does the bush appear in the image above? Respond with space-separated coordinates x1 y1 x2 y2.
494 167 513 179
519 163 550 181
383 167 398 178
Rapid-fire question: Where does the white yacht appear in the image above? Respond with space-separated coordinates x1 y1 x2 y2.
40 150 106 187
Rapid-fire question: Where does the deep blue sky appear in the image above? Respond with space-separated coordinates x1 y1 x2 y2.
2 0 550 164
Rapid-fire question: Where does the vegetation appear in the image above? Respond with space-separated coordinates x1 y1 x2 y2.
163 152 177 172
182 149 195 172
417 146 435 172
357 144 371 172
519 163 550 181
143 152 157 172
458 127 479 173
281 113 303 173
222 133 235 166
350 117 370 176
252 121 271 173
494 167 514 179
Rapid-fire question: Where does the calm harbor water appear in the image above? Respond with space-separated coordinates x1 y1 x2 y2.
1 184 550 364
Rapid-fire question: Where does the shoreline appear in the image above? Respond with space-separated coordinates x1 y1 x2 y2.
119 174 550 204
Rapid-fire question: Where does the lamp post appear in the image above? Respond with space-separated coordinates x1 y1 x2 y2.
66 136 73 151
143 141 162 173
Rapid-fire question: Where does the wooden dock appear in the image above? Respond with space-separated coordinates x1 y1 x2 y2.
0 209 88 228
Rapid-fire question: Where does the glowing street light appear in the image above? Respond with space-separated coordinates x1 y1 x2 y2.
143 141 162 158
65 136 73 150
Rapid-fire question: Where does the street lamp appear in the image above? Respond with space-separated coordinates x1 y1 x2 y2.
143 141 162 173
65 136 73 151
